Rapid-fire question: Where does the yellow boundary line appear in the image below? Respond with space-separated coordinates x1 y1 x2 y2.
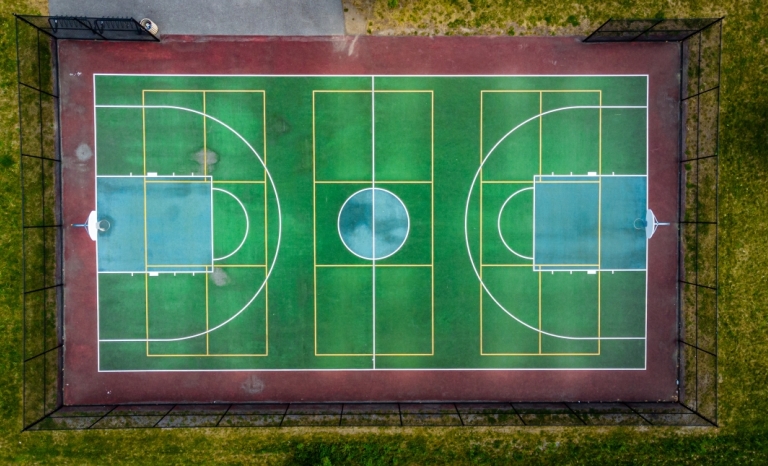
312 89 435 358
479 89 604 357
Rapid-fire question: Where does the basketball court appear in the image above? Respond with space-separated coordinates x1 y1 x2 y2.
59 36 680 403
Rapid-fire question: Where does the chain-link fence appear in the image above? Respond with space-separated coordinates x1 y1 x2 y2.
15 15 158 431
586 18 722 426
17 16 719 430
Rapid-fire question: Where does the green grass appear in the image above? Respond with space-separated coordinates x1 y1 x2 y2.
2 0 768 464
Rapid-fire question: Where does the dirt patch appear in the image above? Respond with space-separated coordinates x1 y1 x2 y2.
192 148 218 175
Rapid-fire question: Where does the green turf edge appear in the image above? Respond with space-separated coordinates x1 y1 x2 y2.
2 0 768 462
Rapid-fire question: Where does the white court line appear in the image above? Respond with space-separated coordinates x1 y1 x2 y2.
96 175 213 179
94 74 100 370
99 366 646 373
371 76 376 370
212 187 250 261
645 76 649 369
496 187 534 260
465 104 647 341
96 73 649 78
95 104 281 343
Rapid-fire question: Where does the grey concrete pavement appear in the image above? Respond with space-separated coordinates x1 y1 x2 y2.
49 0 345 35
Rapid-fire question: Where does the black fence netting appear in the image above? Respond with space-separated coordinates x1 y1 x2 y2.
17 16 719 430
15 14 157 431
587 18 722 426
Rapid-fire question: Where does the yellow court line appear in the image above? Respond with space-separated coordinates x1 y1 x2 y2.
145 180 210 183
214 264 267 268
314 180 432 184
534 264 600 267
539 91 543 175
147 353 268 357
315 264 432 268
598 90 602 270
481 263 531 267
263 90 269 356
146 264 211 267
481 180 534 184
203 91 207 175
142 89 266 93
479 89 484 354
205 272 209 355
534 181 600 184
538 271 542 354
315 353 433 357
213 180 266 184
482 353 600 356
481 90 602 93
431 89 435 356
598 272 602 355
312 90 318 357
313 89 432 94
145 273 149 356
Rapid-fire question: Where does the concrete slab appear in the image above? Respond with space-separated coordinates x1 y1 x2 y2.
49 0 345 36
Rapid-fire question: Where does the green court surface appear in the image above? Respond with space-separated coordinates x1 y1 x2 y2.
93 74 648 371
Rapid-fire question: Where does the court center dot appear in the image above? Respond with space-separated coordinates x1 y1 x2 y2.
338 188 409 261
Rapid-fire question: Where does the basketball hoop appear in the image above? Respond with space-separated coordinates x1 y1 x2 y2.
635 209 670 239
71 211 108 241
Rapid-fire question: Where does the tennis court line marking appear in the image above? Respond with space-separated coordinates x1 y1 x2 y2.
315 180 432 184
96 103 281 345
147 267 269 357
481 270 602 356
468 103 647 342
312 88 435 358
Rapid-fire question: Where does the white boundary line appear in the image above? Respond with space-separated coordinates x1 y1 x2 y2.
97 365 646 372
90 75 651 372
465 104 648 341
497 187 534 260
96 73 649 77
212 187 250 261
645 75 649 369
94 74 100 370
95 103 282 345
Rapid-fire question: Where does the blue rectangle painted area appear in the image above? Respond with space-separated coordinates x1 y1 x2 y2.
145 180 212 268
600 176 647 270
97 177 146 272
534 178 599 267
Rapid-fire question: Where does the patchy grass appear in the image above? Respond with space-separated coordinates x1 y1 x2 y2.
2 0 768 463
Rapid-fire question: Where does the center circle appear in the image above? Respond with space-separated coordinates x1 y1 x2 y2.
338 187 409 260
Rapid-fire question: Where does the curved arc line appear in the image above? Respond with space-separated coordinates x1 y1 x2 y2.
212 187 250 261
497 187 534 260
98 104 282 343
465 105 646 341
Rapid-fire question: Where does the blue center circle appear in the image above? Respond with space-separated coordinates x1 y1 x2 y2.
338 188 409 260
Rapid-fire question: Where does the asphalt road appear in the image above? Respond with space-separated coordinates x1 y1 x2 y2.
49 0 345 35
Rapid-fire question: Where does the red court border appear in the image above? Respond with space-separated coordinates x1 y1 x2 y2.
59 36 680 405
